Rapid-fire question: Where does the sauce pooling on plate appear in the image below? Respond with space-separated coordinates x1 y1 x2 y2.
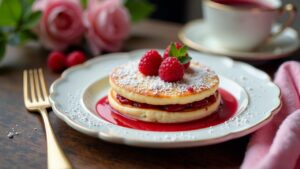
96 89 237 132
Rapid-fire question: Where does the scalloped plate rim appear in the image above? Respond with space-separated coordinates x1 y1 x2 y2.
49 49 281 148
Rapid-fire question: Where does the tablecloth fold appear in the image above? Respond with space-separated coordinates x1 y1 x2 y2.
241 61 300 169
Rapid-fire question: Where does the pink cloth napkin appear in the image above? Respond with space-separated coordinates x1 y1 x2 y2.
241 61 300 169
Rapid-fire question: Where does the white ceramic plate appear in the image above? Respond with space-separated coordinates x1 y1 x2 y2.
49 50 281 148
179 20 300 61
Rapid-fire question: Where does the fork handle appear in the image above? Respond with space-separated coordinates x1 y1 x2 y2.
40 108 72 169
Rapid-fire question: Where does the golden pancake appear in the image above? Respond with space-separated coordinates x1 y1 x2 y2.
109 61 219 105
108 89 221 123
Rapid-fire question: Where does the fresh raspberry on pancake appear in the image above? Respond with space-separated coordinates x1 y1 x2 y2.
138 50 163 76
159 57 184 82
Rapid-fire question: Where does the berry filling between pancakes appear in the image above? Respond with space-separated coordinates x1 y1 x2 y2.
116 91 218 112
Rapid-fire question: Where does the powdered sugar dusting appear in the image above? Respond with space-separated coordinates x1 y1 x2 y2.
111 61 219 96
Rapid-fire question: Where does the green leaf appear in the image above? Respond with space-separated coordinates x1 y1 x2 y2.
169 43 188 57
0 32 6 62
168 43 192 64
169 43 179 57
124 0 155 23
22 11 42 29
80 0 88 9
0 0 22 26
20 0 34 9
20 0 37 21
8 30 37 45
179 46 188 56
19 30 37 42
179 55 192 64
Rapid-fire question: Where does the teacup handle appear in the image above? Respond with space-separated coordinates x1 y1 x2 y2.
269 4 297 41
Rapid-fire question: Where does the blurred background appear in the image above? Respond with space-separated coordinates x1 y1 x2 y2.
149 0 300 31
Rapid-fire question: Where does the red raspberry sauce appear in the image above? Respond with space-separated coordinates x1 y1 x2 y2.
96 89 237 132
116 92 217 112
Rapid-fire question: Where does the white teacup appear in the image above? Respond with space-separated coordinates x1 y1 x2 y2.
203 0 296 51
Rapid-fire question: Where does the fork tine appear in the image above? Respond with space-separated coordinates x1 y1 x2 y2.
23 70 29 104
38 69 49 102
33 69 42 101
29 70 37 103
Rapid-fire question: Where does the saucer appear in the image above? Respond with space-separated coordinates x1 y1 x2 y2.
179 19 300 61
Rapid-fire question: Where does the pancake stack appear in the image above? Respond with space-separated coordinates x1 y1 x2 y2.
108 61 220 123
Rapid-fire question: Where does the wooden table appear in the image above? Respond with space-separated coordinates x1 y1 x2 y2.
0 20 299 169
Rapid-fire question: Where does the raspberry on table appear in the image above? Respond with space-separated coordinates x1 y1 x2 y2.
159 57 184 82
66 51 86 67
138 50 163 76
47 51 66 72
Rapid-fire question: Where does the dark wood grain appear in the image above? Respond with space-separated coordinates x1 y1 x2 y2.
0 19 299 169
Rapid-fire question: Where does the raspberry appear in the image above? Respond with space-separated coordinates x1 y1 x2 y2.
47 51 66 72
159 57 184 82
138 50 163 76
163 42 190 70
66 51 86 67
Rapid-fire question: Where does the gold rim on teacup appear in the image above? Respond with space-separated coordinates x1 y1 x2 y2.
204 0 280 12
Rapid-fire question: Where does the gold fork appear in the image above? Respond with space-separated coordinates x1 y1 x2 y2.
23 69 72 169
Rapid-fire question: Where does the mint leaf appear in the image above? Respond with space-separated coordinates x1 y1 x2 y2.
0 0 22 26
22 11 42 29
169 43 188 58
179 46 187 56
179 55 192 64
168 43 192 64
124 0 155 23
0 32 6 61
169 43 179 57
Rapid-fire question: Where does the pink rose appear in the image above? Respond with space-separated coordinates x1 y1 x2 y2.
85 0 131 55
33 0 85 50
